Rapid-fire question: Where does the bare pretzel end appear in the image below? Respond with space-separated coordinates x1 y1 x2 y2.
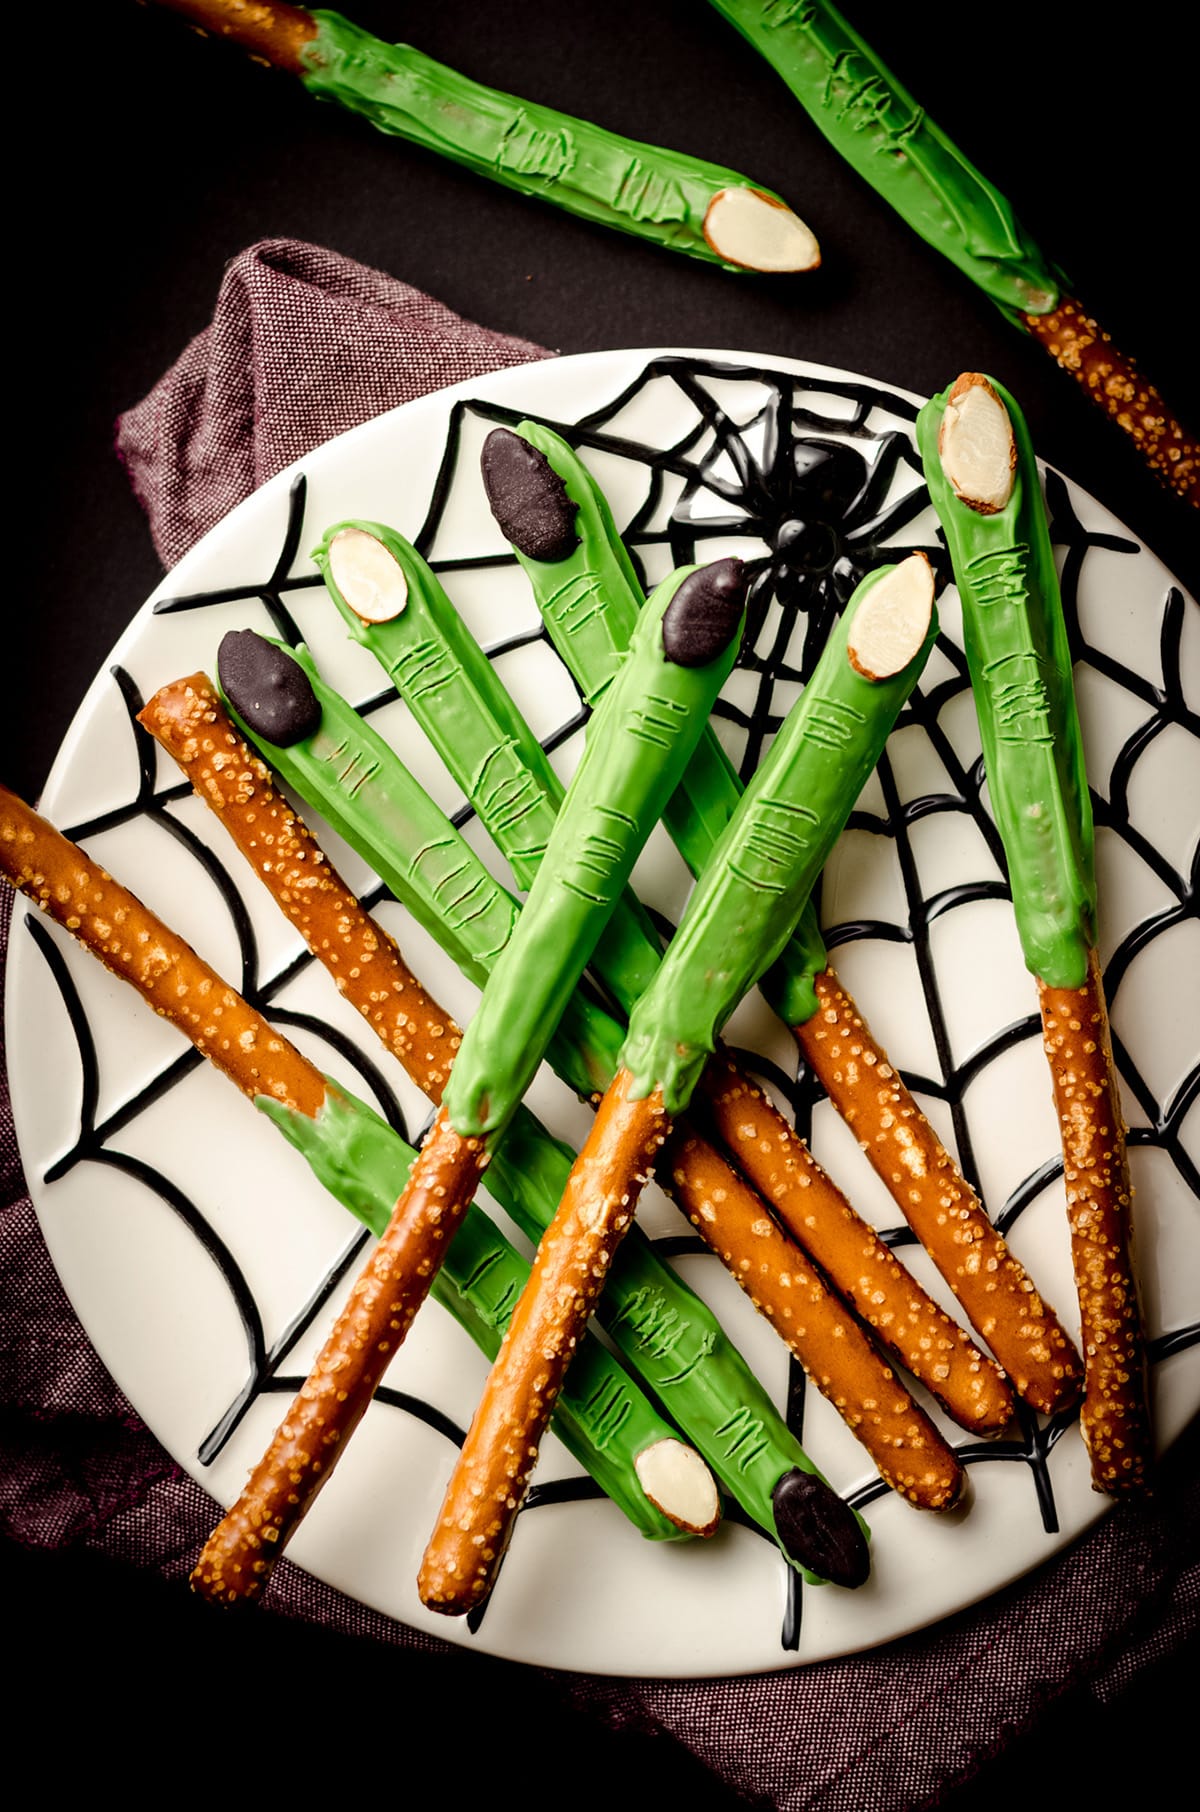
794 969 1083 1417
139 676 461 1101
419 1073 670 1615
0 780 326 1119
1039 951 1152 1496
664 1122 966 1511
695 1053 1016 1433
192 1106 490 1605
1022 295 1200 508
150 0 318 76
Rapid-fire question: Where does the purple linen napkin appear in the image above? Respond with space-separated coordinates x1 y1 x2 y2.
4 237 1196 1810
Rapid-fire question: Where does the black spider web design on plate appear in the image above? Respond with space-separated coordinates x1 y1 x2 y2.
17 357 1198 1661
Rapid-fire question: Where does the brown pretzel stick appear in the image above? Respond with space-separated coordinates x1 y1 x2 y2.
145 676 972 1505
150 0 317 73
1039 952 1151 1493
791 969 1083 1415
138 678 460 1100
1021 297 1200 509
420 1074 669 1611
662 1124 965 1507
0 781 325 1117
193 1106 489 1602
695 1051 1021 1427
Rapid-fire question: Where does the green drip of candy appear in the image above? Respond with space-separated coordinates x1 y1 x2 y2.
312 519 664 1016
917 375 1095 988
254 1081 684 1539
224 652 848 1578
437 562 743 1138
622 564 936 1112
706 0 1060 316
301 10 811 272
501 419 828 1027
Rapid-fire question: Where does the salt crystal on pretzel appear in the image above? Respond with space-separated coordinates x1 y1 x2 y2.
919 370 1153 1496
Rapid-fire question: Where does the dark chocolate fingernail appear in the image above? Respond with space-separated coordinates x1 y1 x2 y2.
772 1467 870 1588
481 428 579 562
218 630 321 746
661 558 747 668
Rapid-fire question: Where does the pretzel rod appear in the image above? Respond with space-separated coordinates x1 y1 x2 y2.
0 786 700 1585
150 670 965 1511
194 1105 489 1602
706 0 1198 505
482 424 1060 1417
420 1073 680 1609
784 975 1082 1414
149 1 819 274
1040 954 1150 1494
421 559 935 1612
693 1056 1021 1424
918 370 1152 1493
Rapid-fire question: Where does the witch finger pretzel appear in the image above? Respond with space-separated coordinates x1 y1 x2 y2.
919 370 1153 1496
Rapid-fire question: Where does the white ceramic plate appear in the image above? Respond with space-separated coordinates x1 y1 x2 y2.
7 350 1199 1676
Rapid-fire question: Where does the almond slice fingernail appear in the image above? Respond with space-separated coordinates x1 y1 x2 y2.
938 372 1017 513
703 186 820 272
847 552 935 680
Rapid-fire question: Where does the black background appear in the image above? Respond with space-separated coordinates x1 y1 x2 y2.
6 2 1196 1797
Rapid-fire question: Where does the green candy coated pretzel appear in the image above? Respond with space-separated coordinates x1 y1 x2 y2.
706 0 1060 316
621 562 936 1111
917 374 1095 989
223 646 843 1581
436 560 744 1137
301 10 819 273
498 418 829 1027
312 519 664 1018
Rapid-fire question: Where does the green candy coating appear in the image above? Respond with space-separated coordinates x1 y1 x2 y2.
439 561 743 1138
622 563 936 1112
917 375 1095 988
707 0 1060 316
499 420 828 1027
302 10 807 272
312 519 664 1016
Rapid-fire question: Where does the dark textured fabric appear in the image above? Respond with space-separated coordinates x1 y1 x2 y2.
5 238 1196 1810
115 237 552 567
